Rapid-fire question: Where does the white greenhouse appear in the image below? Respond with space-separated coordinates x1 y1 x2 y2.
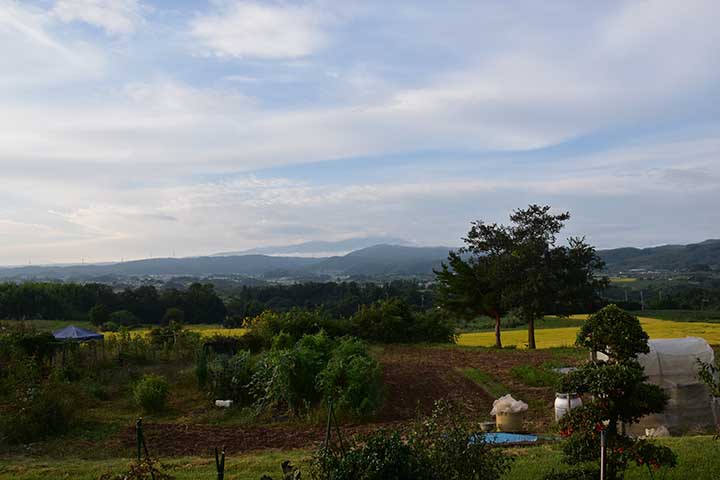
600 337 718 435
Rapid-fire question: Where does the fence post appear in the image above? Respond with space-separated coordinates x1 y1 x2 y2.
215 446 226 480
136 418 143 463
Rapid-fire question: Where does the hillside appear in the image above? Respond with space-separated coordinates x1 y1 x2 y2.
1 239 717 281
599 239 720 272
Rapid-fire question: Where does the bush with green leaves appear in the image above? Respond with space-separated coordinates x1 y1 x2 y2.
350 299 454 344
548 305 676 480
133 374 169 413
309 401 512 480
0 378 80 444
206 350 256 405
253 332 382 418
110 309 141 327
252 331 333 416
249 309 350 347
317 337 382 417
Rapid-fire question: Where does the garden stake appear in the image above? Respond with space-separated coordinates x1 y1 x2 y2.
215 446 226 480
600 428 607 480
136 418 156 480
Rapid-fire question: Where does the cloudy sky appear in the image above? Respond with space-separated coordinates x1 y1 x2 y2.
1 0 719 265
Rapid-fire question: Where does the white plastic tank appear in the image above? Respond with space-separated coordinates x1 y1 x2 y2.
554 393 582 421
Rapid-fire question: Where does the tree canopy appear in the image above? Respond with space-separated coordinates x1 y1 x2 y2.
437 205 607 348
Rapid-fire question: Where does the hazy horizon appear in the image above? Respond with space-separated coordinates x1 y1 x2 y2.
1 1 719 265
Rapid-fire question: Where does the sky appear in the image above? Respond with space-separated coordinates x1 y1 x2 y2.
1 0 719 265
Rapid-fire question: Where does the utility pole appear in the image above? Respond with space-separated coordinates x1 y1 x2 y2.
640 290 645 311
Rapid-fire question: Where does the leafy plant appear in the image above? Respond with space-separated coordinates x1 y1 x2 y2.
0 378 80 444
697 358 720 398
207 350 256 404
133 374 169 413
97 458 175 480
309 401 512 480
317 337 382 417
552 305 676 479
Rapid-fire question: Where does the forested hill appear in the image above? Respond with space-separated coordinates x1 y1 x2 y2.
599 239 720 272
0 245 452 281
1 240 717 281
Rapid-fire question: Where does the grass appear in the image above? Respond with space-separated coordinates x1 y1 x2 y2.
509 364 560 388
502 435 720 479
458 367 509 398
0 450 311 480
609 276 638 283
635 309 720 323
1 320 247 338
458 314 720 348
2 436 719 479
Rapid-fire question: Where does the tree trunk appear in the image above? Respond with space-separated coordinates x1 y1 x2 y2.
527 316 536 349
494 314 502 349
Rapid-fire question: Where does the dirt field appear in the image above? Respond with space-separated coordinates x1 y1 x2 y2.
121 346 581 456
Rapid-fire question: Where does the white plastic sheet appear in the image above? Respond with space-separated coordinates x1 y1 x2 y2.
491 394 528 416
599 337 716 434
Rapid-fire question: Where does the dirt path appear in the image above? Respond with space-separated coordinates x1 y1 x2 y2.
119 346 580 456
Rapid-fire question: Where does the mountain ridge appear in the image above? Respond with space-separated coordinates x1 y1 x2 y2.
0 240 717 280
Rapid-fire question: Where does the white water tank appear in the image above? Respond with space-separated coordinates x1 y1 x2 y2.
554 393 582 421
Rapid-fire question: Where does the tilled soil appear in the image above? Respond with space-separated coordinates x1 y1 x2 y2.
120 346 580 456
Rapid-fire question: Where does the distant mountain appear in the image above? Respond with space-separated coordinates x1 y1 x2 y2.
307 244 453 276
213 236 414 257
3 239 715 282
599 239 720 272
0 243 454 281
0 255 322 280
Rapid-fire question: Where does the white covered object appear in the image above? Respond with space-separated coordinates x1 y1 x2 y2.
599 337 716 434
491 394 528 416
637 337 714 382
215 400 233 408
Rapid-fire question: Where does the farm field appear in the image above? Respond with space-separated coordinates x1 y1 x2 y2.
16 319 248 339
458 314 720 348
2 436 719 479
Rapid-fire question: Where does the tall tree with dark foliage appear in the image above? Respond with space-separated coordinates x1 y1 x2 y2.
438 205 606 349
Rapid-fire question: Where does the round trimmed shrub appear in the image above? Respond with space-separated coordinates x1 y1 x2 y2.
133 374 169 413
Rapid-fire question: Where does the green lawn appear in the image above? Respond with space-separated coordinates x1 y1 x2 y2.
2 437 718 479
634 309 720 323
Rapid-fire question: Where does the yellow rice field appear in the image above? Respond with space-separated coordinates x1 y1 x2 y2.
457 315 720 348
105 326 248 339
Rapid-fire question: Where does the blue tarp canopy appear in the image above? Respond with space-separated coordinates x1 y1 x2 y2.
52 325 104 342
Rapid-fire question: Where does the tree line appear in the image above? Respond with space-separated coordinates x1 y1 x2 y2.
223 280 432 322
0 282 226 325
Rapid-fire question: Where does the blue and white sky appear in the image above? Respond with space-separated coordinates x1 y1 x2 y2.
1 0 719 265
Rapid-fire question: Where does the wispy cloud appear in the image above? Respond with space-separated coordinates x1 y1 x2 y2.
190 1 331 59
0 0 718 263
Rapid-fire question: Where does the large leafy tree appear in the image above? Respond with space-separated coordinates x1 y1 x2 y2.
440 205 606 349
435 250 510 348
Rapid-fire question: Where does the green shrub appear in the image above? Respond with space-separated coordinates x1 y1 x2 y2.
317 337 382 417
110 310 141 327
133 374 169 413
207 351 255 404
0 380 79 444
554 305 676 479
310 401 512 480
249 309 350 347
101 321 119 332
89 303 110 327
350 299 454 344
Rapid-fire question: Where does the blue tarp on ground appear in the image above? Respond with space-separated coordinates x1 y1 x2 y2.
52 325 104 342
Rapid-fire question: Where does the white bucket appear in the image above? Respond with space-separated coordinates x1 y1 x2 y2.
554 393 582 421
